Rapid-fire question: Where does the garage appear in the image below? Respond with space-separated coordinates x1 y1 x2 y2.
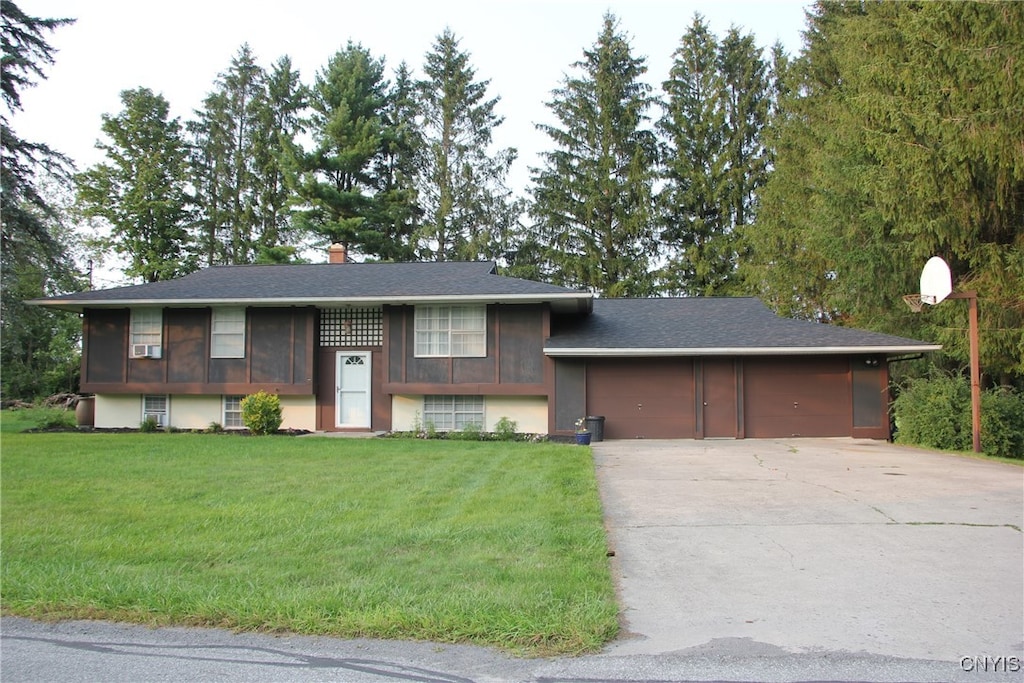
743 357 852 438
547 298 939 441
586 358 695 439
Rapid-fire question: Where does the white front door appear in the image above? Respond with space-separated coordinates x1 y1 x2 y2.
336 351 371 428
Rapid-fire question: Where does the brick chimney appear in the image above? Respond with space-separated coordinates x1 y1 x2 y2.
328 243 347 264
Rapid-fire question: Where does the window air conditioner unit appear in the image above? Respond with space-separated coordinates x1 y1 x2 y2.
143 412 166 427
131 344 162 358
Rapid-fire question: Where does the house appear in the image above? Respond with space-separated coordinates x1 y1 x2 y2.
30 252 940 439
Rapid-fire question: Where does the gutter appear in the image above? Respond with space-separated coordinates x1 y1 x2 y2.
28 292 594 313
543 345 942 357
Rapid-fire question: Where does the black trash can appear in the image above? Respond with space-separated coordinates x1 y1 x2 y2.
585 415 605 442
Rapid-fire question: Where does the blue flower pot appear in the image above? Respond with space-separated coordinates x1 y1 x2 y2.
575 431 592 445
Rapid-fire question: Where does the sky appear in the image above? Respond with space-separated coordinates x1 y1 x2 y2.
13 0 811 283
15 0 812 178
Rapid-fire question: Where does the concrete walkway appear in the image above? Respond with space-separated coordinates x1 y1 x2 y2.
593 437 1024 662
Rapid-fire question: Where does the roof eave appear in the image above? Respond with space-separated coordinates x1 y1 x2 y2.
28 292 593 314
543 345 943 357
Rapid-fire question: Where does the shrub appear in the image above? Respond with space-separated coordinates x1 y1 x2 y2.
205 422 224 433
448 422 482 441
241 391 283 435
894 373 1024 458
493 416 518 441
981 387 1024 459
893 372 972 451
26 407 76 430
140 415 161 433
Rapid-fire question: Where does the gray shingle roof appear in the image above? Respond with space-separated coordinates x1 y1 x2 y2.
545 297 940 355
30 261 592 312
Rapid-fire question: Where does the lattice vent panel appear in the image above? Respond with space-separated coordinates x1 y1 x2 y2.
320 307 383 346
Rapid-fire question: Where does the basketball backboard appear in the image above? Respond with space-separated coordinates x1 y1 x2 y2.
920 256 952 305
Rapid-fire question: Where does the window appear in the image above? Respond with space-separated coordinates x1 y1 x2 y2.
211 307 246 358
142 395 168 427
131 309 162 347
414 305 486 357
423 395 484 431
223 395 244 429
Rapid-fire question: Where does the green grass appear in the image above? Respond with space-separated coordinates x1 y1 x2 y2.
0 418 618 655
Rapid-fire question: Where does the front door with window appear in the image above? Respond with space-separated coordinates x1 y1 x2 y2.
336 352 371 428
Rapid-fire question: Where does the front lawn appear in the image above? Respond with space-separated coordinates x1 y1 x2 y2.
0 423 618 655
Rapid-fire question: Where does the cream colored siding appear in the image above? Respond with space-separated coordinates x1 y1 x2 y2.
391 395 423 431
279 396 316 431
93 393 317 431
390 394 548 433
483 396 547 433
95 395 143 428
170 396 222 429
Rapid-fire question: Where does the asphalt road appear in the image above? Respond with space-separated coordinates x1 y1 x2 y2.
3 437 1022 682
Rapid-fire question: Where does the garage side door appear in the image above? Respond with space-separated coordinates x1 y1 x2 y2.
744 357 851 438
587 359 695 439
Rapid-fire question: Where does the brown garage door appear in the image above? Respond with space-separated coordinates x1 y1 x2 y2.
744 357 852 437
587 358 695 439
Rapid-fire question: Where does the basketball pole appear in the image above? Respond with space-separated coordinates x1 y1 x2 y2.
946 291 981 453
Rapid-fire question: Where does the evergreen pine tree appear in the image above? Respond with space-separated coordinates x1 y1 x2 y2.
253 55 306 261
530 13 658 296
290 42 390 260
77 87 195 282
416 29 517 262
746 1 1024 379
370 61 420 261
657 14 728 295
1 1 85 400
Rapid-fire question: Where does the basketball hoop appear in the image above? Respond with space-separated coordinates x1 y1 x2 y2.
902 294 923 313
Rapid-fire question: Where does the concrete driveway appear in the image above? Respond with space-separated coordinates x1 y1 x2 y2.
593 438 1024 663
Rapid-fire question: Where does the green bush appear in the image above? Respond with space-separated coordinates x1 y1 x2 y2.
493 416 518 441
24 407 76 430
894 373 1024 458
140 415 161 433
240 391 283 435
448 422 482 441
981 387 1024 459
893 373 972 451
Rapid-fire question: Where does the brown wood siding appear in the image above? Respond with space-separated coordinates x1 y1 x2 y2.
744 357 851 437
166 309 207 383
80 306 315 396
388 304 548 393
209 358 247 384
387 307 405 383
554 359 586 432
83 308 128 386
498 306 545 383
586 358 696 439
250 309 294 383
127 355 164 384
